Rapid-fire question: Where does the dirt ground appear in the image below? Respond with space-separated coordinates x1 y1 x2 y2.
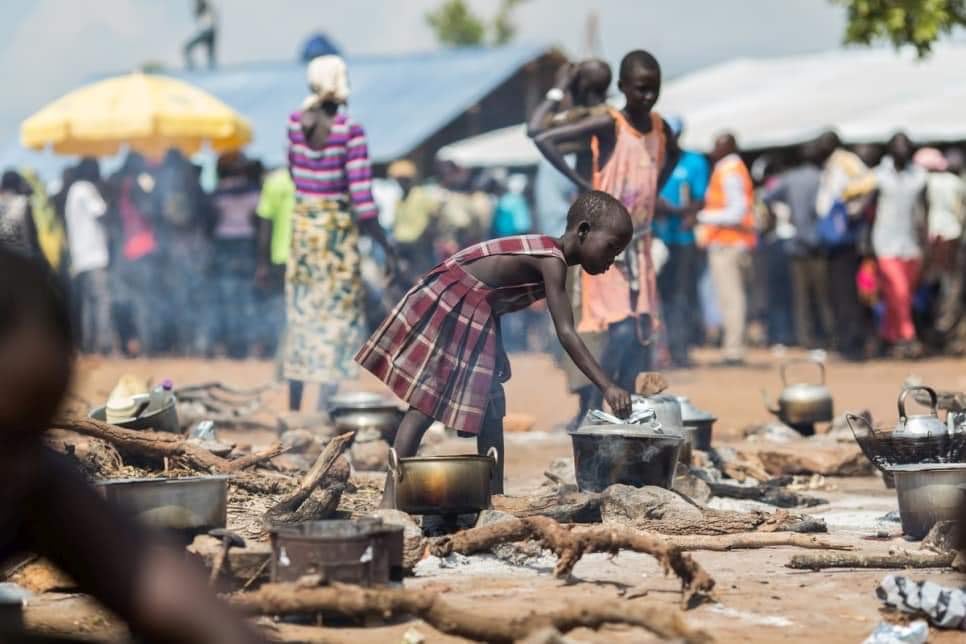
60 348 966 643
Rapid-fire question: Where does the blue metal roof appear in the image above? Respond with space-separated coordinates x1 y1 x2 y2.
171 43 552 166
0 43 553 180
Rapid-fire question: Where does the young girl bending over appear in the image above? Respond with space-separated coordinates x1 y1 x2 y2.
355 190 635 504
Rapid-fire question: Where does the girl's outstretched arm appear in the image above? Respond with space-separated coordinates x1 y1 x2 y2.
540 256 631 418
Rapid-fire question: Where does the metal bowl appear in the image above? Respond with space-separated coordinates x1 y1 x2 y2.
89 399 180 434
329 391 403 442
887 463 966 539
95 476 228 536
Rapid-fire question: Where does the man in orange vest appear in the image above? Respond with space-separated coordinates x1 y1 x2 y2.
696 133 756 365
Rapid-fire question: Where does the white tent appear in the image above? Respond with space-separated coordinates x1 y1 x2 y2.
436 124 537 167
662 45 966 151
437 44 966 166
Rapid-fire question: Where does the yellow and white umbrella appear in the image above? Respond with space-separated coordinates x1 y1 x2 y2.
20 72 252 158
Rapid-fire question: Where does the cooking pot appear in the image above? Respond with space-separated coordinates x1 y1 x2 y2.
329 391 403 443
675 395 717 452
89 391 180 434
388 448 497 515
886 463 966 539
763 359 833 426
570 414 683 492
95 476 228 537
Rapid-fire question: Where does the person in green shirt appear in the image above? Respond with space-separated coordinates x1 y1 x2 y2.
388 159 440 285
256 166 295 361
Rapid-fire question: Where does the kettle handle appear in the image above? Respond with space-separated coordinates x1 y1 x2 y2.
780 358 826 387
387 447 402 482
485 446 500 469
898 386 938 420
760 388 780 416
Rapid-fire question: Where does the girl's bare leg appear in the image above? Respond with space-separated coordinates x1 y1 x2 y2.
381 407 434 508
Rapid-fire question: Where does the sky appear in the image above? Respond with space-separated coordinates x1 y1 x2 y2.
0 0 852 145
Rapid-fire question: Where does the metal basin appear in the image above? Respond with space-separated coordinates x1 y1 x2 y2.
329 391 403 442
89 399 180 434
887 463 966 539
95 476 228 537
270 519 402 585
388 448 497 515
570 425 683 492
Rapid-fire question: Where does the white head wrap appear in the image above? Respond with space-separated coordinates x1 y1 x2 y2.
303 55 350 110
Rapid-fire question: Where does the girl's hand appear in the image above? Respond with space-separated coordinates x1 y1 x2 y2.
604 385 632 419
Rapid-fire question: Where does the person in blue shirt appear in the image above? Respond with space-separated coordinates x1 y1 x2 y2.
654 116 709 367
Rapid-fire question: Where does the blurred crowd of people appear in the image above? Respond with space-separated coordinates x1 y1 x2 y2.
0 150 544 362
0 150 285 359
1 58 963 373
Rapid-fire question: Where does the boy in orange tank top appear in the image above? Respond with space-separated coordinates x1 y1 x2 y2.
534 50 679 408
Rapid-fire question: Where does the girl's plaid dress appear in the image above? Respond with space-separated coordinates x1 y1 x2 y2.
356 235 566 435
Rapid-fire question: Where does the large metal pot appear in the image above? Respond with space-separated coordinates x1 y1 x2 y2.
675 395 717 452
887 463 966 539
329 391 403 443
764 359 833 426
570 420 683 492
388 448 497 515
95 476 228 536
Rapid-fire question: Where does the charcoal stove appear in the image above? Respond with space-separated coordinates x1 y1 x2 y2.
269 519 404 585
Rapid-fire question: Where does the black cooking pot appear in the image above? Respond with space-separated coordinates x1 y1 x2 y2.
569 424 683 492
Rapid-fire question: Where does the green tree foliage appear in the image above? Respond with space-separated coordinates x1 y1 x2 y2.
494 0 527 45
836 0 966 56
426 0 486 46
426 0 528 47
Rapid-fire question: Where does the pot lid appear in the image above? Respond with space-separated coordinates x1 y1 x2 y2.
674 396 716 422
885 462 966 473
329 390 397 410
571 420 681 441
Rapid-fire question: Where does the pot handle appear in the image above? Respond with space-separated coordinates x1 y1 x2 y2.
898 386 938 420
760 388 780 416
780 358 826 387
845 412 873 441
387 447 402 482
485 446 500 471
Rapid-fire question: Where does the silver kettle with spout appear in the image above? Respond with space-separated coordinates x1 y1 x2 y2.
893 386 949 438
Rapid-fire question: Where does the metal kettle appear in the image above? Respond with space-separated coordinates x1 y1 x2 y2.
763 359 833 425
894 386 948 438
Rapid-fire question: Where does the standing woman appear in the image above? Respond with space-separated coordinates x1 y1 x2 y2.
873 133 927 358
285 55 394 412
